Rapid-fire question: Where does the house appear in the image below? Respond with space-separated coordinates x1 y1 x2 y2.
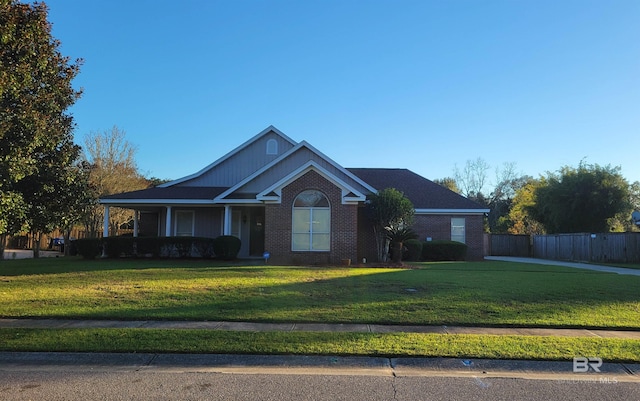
100 126 489 263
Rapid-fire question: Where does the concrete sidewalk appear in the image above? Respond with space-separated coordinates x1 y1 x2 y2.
2 318 640 339
485 256 640 276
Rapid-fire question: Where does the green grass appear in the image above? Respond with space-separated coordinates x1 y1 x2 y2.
1 257 639 361
1 328 639 363
1 257 639 329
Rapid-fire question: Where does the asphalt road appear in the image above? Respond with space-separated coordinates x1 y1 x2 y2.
1 353 639 401
2 369 639 401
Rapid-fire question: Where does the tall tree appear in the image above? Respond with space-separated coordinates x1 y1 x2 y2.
433 177 460 193
527 163 631 233
453 157 490 199
365 188 415 262
505 178 545 235
81 126 148 237
450 159 527 233
0 0 82 257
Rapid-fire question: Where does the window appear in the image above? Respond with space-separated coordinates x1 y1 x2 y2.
292 190 330 251
451 217 465 243
175 211 194 236
266 138 278 155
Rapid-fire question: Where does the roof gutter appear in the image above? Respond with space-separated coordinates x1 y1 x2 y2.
415 208 490 215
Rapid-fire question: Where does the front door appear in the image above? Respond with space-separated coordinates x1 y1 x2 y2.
249 208 265 256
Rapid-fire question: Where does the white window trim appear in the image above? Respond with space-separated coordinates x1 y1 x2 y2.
292 191 331 252
174 210 195 237
451 217 466 244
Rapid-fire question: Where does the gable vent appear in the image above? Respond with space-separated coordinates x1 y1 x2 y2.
266 138 278 155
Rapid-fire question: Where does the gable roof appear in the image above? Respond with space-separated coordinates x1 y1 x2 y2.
159 125 297 188
347 168 489 213
255 161 367 204
216 140 376 201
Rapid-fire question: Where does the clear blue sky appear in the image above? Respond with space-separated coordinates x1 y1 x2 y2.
44 0 639 189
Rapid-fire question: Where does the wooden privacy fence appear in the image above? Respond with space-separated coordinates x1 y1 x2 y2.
486 234 531 257
532 232 640 263
486 232 640 263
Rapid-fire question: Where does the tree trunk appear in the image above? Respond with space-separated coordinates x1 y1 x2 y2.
0 234 6 260
63 228 71 256
391 241 403 263
33 232 41 258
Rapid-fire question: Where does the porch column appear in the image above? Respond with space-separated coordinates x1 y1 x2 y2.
165 206 172 237
133 210 139 238
103 206 110 237
223 205 231 235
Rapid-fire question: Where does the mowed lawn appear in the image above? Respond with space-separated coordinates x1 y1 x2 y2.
1 258 639 329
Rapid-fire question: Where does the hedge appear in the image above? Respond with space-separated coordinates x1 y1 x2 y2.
75 236 234 259
212 235 241 260
421 240 467 261
74 238 102 259
403 239 423 261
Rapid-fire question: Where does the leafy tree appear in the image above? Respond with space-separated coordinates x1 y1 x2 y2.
448 159 528 233
433 177 460 193
0 0 82 257
81 126 149 237
609 180 640 232
527 163 631 233
505 178 545 234
365 188 415 262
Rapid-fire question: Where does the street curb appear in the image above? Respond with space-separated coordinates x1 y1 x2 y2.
1 352 638 382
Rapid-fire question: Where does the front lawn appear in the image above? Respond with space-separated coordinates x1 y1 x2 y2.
2 257 639 361
1 257 639 329
2 328 639 363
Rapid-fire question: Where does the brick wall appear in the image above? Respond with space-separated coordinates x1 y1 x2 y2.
357 207 378 263
264 170 358 265
413 214 485 260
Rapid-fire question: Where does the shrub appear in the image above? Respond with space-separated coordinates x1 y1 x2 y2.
103 237 134 258
135 237 162 257
74 238 102 259
422 240 467 261
403 239 423 261
213 235 241 260
192 238 216 258
100 237 217 258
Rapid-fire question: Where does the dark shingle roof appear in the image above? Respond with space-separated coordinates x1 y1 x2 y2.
101 186 229 200
347 168 486 210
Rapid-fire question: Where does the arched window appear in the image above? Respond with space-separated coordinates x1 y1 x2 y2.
292 190 330 251
266 138 278 155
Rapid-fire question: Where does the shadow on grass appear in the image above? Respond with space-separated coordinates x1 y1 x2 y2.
2 259 636 329
0 256 266 276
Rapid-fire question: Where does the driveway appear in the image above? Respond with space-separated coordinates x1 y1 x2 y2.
485 256 640 276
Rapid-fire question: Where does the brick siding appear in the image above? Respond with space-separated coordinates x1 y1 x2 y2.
413 214 485 260
264 170 358 265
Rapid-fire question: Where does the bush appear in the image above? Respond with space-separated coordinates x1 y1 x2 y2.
213 235 241 260
74 238 102 259
403 239 423 261
422 240 467 261
135 237 162 257
98 237 217 259
103 237 134 258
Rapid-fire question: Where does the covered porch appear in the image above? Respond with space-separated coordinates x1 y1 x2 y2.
101 203 265 258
